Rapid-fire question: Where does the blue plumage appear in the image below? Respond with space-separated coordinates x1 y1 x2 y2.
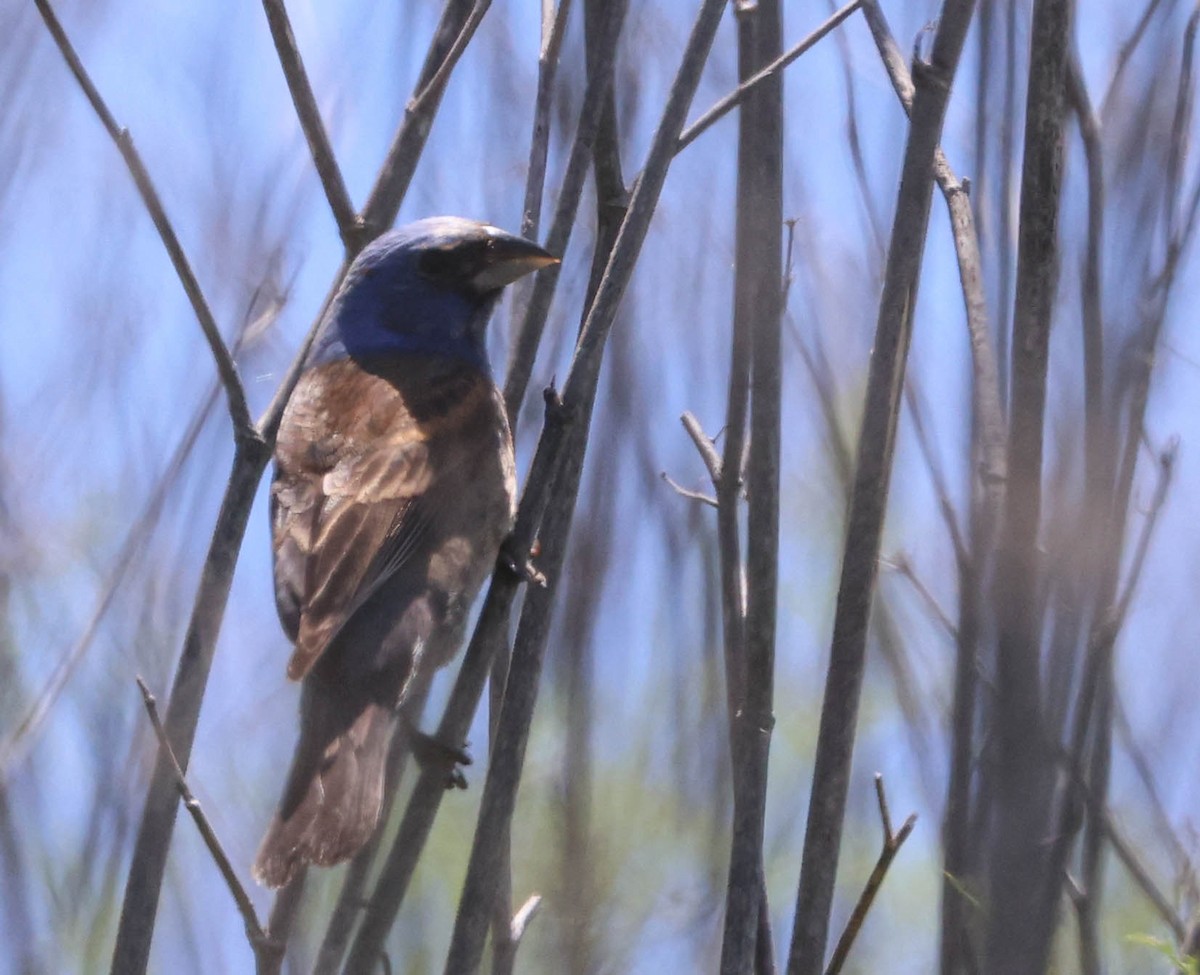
309 216 543 373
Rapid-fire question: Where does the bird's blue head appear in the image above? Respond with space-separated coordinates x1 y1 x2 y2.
309 216 557 374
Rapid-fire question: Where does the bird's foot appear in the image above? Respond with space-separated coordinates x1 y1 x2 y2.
403 719 472 790
499 536 546 587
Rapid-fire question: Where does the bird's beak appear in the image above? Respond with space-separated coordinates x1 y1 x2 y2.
470 231 559 291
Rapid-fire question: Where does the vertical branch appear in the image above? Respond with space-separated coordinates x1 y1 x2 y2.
503 0 628 424
1065 50 1111 961
985 1 1072 972
518 0 573 241
489 9 572 972
441 4 730 972
993 0 1022 414
857 7 1008 971
787 3 978 971
1041 11 1200 968
720 1 783 973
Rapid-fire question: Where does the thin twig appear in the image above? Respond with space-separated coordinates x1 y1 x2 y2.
1046 20 1200 954
823 775 917 975
903 382 969 571
113 448 271 975
681 412 724 485
359 0 491 238
676 0 862 154
1066 50 1108 502
1114 694 1199 902
134 678 277 970
827 0 886 261
1064 872 1102 975
260 0 361 251
33 0 254 442
661 471 719 508
1113 439 1177 624
508 893 543 944
490 11 573 968
1053 746 1188 942
407 1 492 121
1102 813 1187 943
883 554 959 640
1098 0 1168 121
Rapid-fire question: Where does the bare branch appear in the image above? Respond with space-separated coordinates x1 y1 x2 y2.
677 0 862 154
260 0 361 251
1114 694 1199 902
112 447 271 975
519 0 573 240
721 0 784 969
26 8 283 974
1099 0 1169 121
134 678 280 974
823 775 918 975
661 471 719 508
408 1 492 121
359 0 492 238
508 894 543 951
1055 746 1188 942
1066 51 1108 498
903 383 969 571
680 411 723 486
985 0 1073 966
788 4 978 970
503 0 627 422
882 554 959 641
33 0 255 441
443 3 731 971
860 0 1007 507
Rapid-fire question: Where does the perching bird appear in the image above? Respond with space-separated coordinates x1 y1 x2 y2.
253 217 556 889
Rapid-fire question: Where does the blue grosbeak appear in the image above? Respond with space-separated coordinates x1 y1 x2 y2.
253 217 556 889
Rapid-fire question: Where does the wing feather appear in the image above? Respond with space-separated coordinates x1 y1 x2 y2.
271 358 497 682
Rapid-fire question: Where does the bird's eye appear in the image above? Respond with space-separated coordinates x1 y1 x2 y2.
417 248 456 282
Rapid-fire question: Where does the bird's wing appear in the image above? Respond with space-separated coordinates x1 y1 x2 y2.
271 358 495 682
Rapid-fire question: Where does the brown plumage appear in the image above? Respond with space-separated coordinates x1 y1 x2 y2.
253 356 516 889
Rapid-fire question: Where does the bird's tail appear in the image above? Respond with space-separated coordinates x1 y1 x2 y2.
253 688 394 889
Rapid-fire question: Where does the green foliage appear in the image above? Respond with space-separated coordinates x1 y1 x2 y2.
1126 934 1199 975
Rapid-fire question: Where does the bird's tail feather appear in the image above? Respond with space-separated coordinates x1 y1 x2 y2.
253 697 393 889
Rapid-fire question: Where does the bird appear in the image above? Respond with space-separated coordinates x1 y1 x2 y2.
253 216 557 889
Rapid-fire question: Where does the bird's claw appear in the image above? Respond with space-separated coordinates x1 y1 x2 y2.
499 537 547 588
404 722 472 790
